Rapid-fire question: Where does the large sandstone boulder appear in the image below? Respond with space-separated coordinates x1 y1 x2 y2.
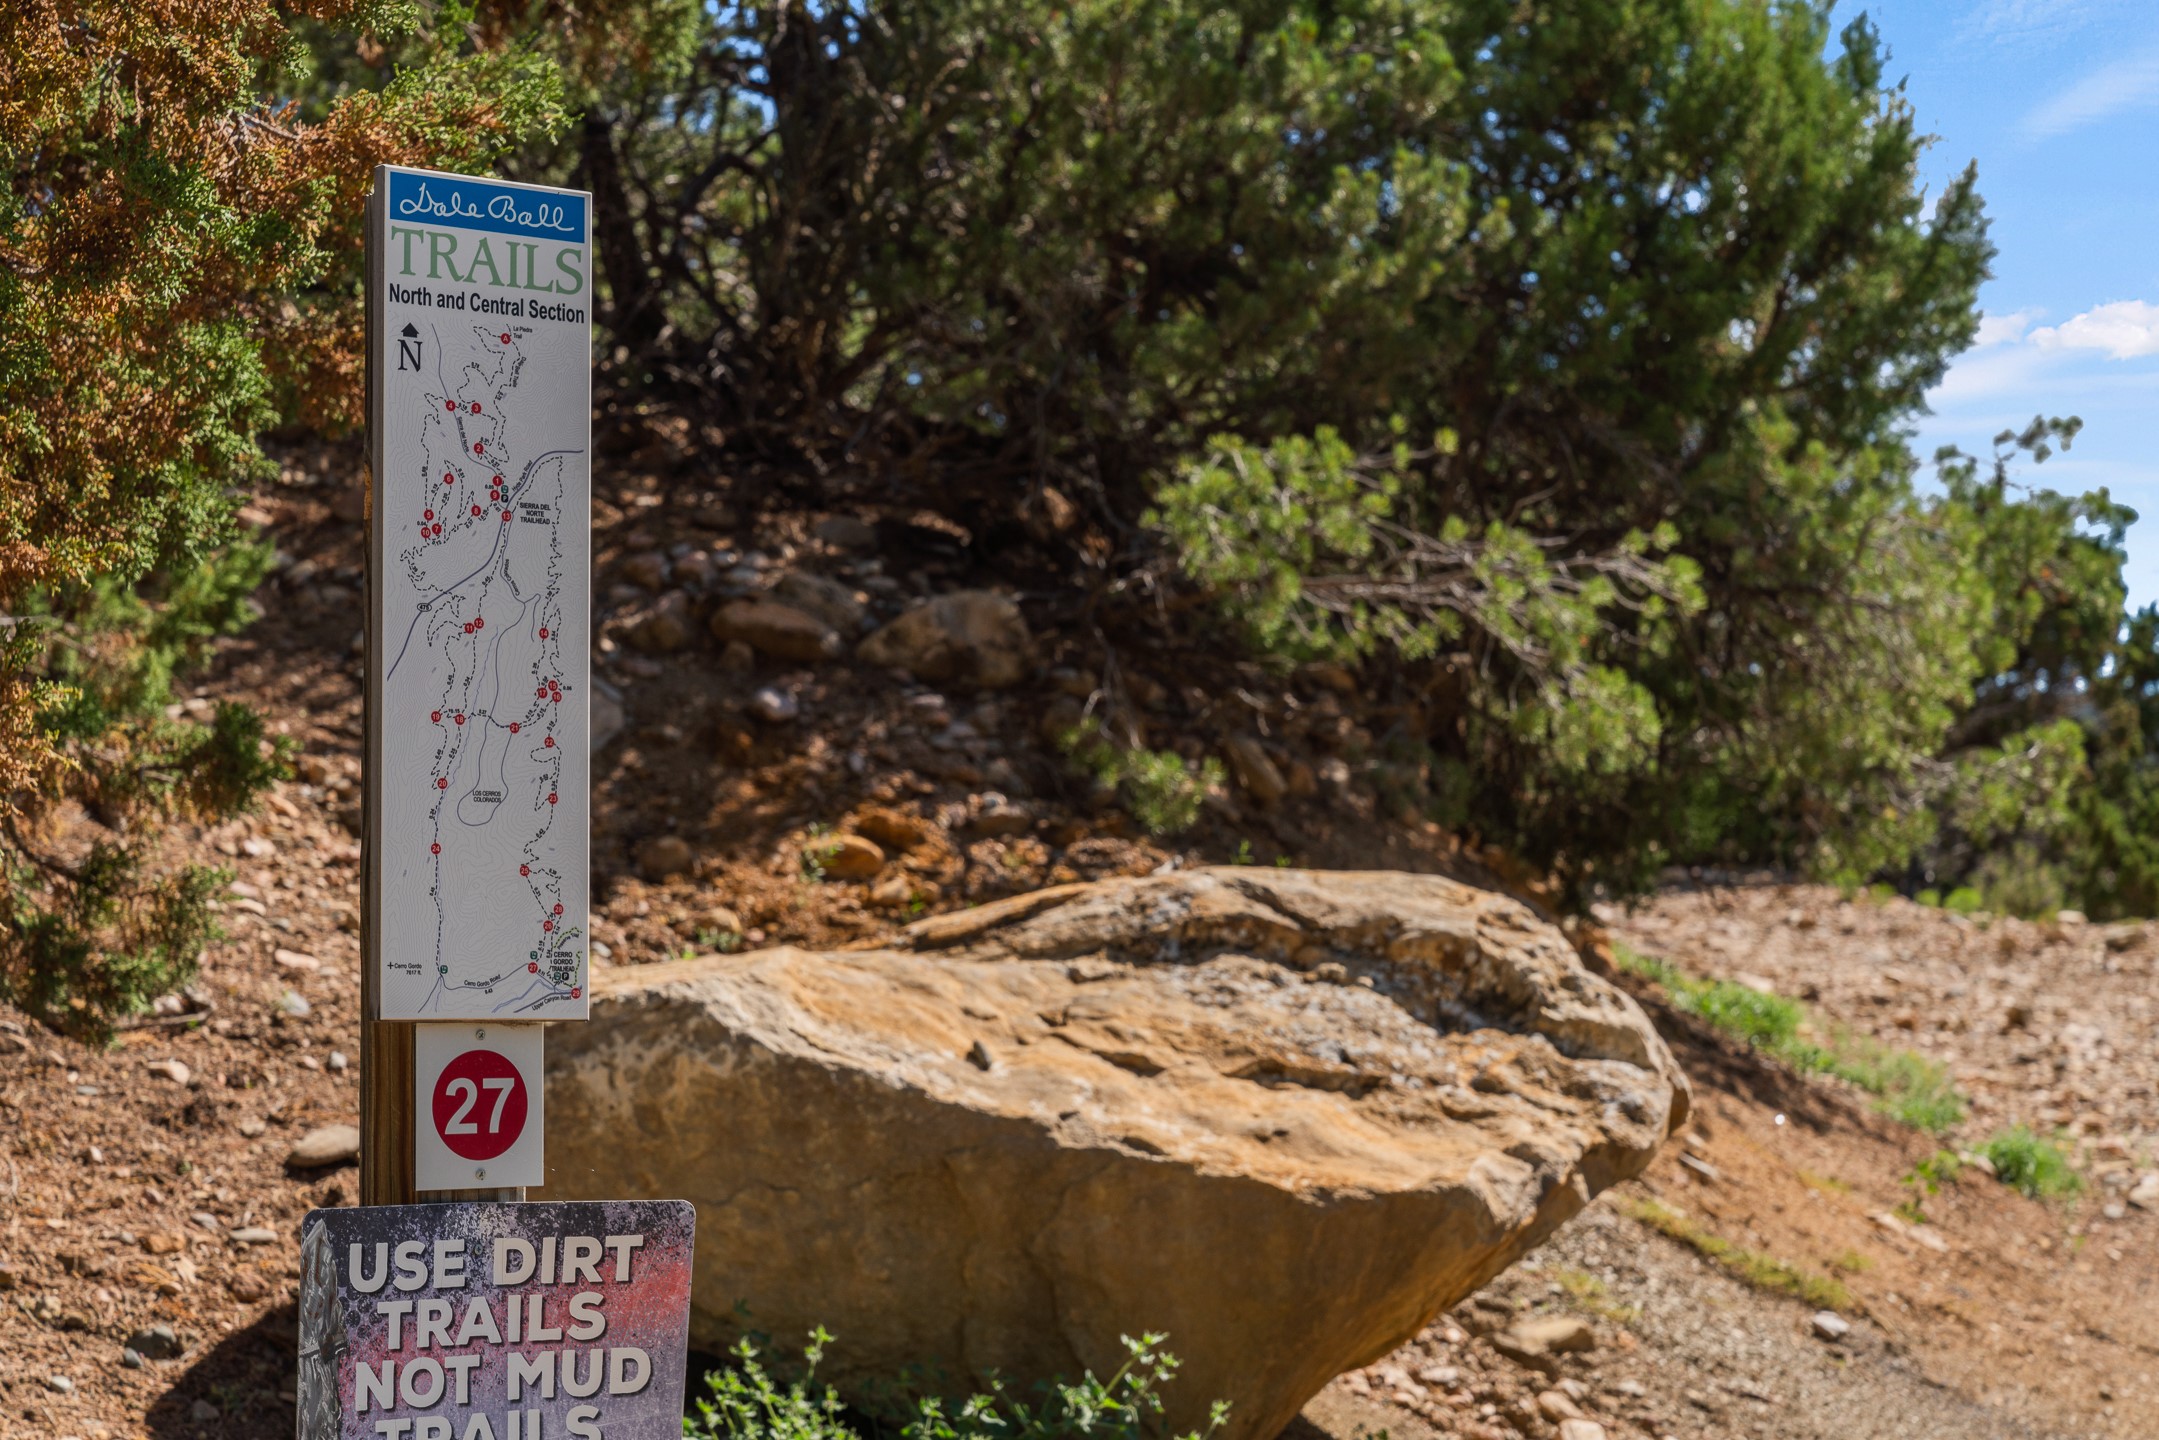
542 869 1685 1440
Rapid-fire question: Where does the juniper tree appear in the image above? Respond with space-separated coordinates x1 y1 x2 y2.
0 1 567 1036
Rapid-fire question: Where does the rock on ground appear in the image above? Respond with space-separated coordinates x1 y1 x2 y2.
855 590 1033 688
542 867 1685 1440
709 598 842 661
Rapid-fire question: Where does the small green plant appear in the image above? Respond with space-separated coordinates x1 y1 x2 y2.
1230 840 1255 866
688 1329 850 1440
1814 1032 1966 1133
1915 888 1941 908
1907 1150 1962 1194
696 928 745 953
1624 1198 1852 1311
1982 1126 2083 1199
1554 1268 1640 1324
800 826 834 883
687 1330 1227 1440
1683 981 1805 1049
1942 887 1984 916
1828 1249 1873 1274
1059 726 1222 838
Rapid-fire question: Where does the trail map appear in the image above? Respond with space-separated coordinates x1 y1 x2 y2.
367 166 591 1020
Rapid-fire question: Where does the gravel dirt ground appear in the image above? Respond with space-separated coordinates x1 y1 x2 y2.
5 445 2156 1439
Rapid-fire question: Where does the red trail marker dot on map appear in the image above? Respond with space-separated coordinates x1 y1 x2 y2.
553 903 563 915
529 962 539 973
538 627 549 639
571 987 582 1000
474 441 485 454
454 714 465 725
432 843 441 855
509 722 520 733
542 920 553 932
501 333 511 344
548 793 558 804
424 509 434 521
503 511 512 522
519 864 530 876
471 403 482 414
473 617 484 630
544 736 555 748
444 472 454 484
445 401 456 411
430 710 441 722
438 778 449 789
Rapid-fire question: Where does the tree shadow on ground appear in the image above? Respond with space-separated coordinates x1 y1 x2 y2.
145 1302 295 1440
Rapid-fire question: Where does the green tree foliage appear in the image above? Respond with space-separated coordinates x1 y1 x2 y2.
0 1 566 1038
483 0 2159 909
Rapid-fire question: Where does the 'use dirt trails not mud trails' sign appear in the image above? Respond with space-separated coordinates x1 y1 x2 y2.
365 164 592 1024
297 1201 694 1440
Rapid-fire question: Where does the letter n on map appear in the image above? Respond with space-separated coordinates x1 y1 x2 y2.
365 166 593 1021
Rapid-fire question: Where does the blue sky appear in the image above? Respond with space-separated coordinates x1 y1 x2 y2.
1874 1 2159 603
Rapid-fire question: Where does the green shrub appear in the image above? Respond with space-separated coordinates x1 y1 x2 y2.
686 1330 1226 1440
1982 1127 2083 1199
1060 728 1221 838
1 1 566 1041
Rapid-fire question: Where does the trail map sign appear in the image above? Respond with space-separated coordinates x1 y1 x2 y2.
365 165 592 1021
297 1201 694 1440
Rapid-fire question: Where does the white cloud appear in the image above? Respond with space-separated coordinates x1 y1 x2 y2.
1973 308 2042 347
2021 47 2159 140
2031 300 2159 359
1962 0 2107 45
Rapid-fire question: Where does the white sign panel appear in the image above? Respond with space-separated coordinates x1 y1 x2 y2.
366 165 590 1020
414 1022 546 1191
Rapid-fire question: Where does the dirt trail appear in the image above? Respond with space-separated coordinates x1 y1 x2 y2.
5 454 2156 1438
1299 886 2159 1440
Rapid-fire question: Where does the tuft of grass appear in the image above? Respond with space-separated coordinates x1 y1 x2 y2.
1615 944 1964 1134
1554 1268 1641 1324
1624 1197 1853 1311
1828 1249 1873 1274
1982 1126 2083 1199
1812 1032 1965 1133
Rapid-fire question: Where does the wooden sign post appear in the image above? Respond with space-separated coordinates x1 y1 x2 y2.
361 164 594 1204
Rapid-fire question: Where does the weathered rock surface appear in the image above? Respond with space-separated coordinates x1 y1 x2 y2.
543 868 1685 1440
710 598 842 661
772 571 867 635
856 590 1033 688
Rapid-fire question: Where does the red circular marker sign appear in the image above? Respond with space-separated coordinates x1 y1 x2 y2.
430 1046 529 1161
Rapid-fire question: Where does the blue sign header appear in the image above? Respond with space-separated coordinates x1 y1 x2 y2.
385 169 587 244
